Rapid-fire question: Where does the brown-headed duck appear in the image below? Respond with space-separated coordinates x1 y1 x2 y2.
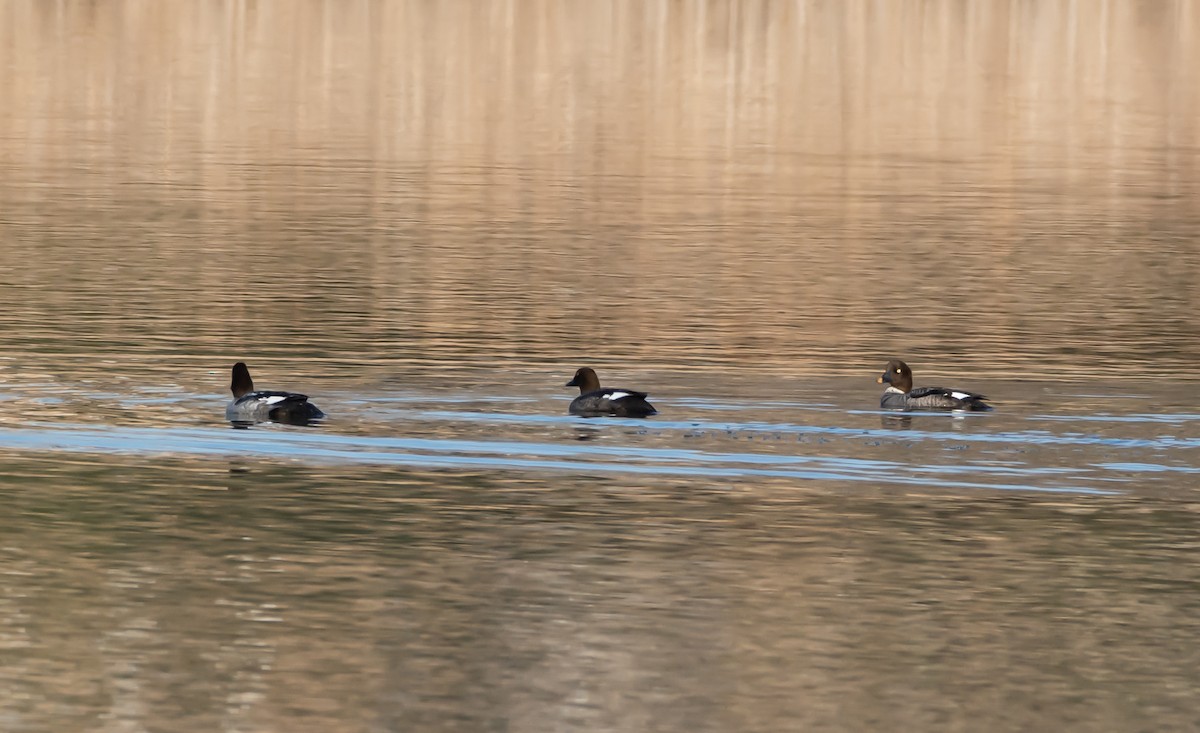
226 362 326 425
877 359 991 411
565 367 657 418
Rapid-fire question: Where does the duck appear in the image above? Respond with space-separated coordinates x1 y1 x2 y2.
877 359 991 411
565 367 658 417
225 362 326 425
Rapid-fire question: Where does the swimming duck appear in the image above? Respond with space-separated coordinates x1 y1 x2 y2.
226 362 326 425
565 367 658 417
877 359 991 411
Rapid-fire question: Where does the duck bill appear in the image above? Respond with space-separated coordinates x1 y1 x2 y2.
565 378 578 387
877 372 891 385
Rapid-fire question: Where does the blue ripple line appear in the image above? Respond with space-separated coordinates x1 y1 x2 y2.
1095 462 1200 474
0 424 1119 496
412 410 1200 450
17 423 1087 478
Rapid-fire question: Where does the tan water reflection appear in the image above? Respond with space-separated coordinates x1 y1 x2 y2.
2 2 1200 732
1 0 1198 383
4 458 1200 732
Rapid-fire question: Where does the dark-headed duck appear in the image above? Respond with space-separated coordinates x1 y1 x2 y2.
565 367 657 418
877 359 991 411
226 362 326 425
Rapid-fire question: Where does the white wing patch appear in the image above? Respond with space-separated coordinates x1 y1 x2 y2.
606 391 633 401
264 395 289 405
949 391 972 401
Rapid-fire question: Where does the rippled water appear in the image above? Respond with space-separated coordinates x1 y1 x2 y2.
2 1 1200 731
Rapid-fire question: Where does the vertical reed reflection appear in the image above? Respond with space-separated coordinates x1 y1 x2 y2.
0 0 1196 379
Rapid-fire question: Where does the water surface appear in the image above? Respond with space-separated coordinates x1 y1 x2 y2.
2 1 1200 731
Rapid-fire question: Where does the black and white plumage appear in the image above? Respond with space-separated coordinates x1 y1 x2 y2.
877 359 991 411
565 367 658 418
226 362 326 425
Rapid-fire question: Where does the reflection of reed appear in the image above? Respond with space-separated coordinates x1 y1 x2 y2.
3 459 1197 730
3 1 1193 168
0 1 1197 379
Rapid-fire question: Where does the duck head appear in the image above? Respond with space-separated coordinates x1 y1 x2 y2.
566 367 601 394
877 359 914 393
231 362 255 398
